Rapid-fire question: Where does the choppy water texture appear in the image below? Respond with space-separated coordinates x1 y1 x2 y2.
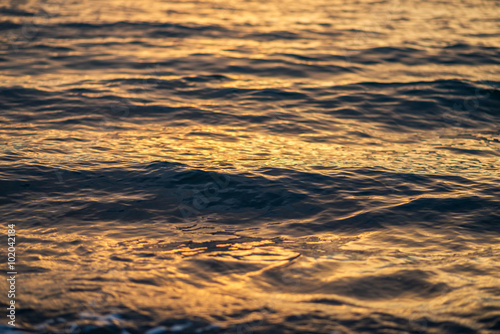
1 0 500 333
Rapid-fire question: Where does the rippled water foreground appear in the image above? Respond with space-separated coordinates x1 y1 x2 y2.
0 0 499 333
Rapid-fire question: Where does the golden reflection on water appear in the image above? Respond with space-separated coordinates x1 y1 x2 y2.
2 124 498 178
8 228 499 330
1 0 500 331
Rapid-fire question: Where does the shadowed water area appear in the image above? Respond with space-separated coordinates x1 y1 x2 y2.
0 0 499 333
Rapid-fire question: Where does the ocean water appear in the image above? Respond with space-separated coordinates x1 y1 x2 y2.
0 0 499 333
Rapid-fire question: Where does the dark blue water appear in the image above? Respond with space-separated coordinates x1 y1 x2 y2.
0 0 499 333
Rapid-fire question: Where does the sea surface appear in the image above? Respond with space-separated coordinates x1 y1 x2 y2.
0 0 499 333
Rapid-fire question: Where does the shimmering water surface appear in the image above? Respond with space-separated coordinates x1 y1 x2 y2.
1 0 500 333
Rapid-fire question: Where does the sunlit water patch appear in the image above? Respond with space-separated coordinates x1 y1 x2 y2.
0 0 499 333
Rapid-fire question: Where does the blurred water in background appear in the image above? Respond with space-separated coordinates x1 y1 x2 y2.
0 0 499 333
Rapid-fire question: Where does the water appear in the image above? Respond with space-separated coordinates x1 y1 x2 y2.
0 0 499 333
